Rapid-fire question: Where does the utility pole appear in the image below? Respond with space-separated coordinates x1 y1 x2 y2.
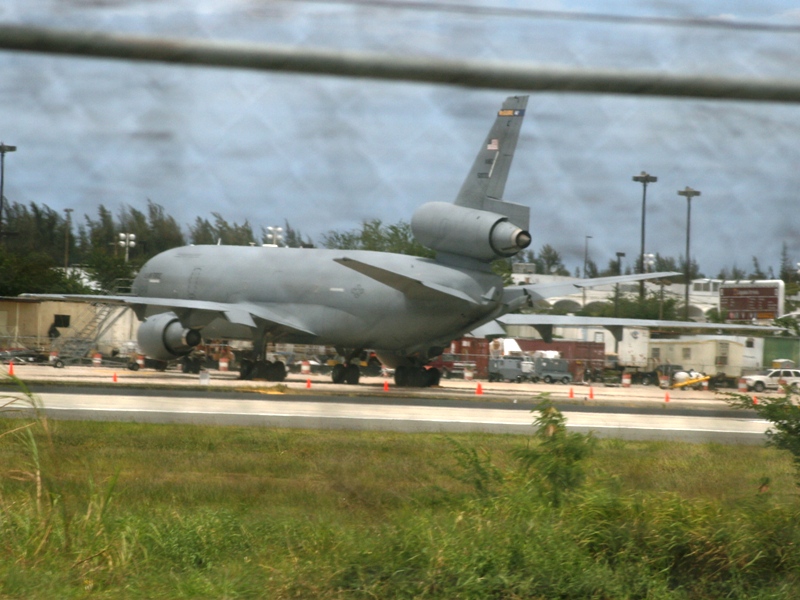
0 142 17 245
678 187 701 320
582 235 592 307
614 251 625 317
64 208 73 269
633 171 657 301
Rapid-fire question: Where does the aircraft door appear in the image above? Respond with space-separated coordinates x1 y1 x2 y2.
187 267 202 299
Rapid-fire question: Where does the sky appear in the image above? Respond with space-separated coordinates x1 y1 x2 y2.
1 0 800 277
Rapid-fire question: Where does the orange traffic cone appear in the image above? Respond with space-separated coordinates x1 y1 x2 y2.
665 391 670 403
306 378 312 388
753 395 758 405
569 387 574 399
476 383 483 395
588 387 594 400
113 372 118 383
383 380 389 391
8 361 13 376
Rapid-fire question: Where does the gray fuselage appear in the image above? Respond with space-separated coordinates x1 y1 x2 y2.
132 245 503 358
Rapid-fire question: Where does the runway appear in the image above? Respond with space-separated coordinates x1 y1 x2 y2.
15 389 768 444
0 365 770 444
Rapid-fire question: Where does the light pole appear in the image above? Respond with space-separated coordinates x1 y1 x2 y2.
266 226 283 246
614 251 625 317
633 171 657 300
63 208 73 269
0 142 17 245
119 232 136 263
582 235 592 307
678 186 701 320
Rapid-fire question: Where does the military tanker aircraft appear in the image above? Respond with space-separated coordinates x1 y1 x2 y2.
26 95 677 386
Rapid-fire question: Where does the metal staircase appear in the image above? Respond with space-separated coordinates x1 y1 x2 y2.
50 303 128 364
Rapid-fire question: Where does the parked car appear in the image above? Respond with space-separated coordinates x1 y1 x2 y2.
741 368 800 393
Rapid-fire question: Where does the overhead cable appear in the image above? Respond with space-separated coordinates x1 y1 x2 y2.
2 24 800 104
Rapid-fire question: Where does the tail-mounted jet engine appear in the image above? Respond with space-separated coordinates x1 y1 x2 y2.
137 312 202 361
411 202 531 262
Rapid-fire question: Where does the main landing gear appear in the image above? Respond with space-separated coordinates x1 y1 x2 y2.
239 358 287 382
394 366 440 388
329 348 363 385
331 363 361 385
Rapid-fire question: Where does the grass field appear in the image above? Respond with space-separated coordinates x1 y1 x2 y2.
2 389 800 599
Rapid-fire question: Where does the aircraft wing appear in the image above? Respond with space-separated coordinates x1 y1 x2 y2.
506 271 681 302
497 314 786 332
19 293 317 336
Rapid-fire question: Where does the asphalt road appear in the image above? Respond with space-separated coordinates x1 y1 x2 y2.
1 364 769 444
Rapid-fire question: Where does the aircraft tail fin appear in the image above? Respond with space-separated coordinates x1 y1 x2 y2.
454 95 530 230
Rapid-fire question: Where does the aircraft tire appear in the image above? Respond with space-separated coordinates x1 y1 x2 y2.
407 368 424 388
239 359 254 380
394 366 408 387
269 361 287 382
332 363 346 384
344 364 360 385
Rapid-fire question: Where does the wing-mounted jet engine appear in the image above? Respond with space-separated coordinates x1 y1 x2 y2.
137 312 202 361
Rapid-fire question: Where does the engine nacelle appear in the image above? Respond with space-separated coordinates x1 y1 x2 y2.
137 312 202 361
411 202 531 262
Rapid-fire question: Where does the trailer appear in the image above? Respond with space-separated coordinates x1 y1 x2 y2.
647 335 764 388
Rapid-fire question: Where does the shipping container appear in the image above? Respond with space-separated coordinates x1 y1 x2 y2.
515 339 605 381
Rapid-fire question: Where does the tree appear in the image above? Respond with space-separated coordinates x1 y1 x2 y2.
653 253 679 274
677 256 703 282
579 290 679 320
282 220 313 248
537 244 568 276
189 217 216 245
189 213 254 246
749 256 766 280
0 247 91 296
145 200 185 255
3 201 70 265
83 251 136 294
728 390 800 485
322 219 433 257
83 205 117 258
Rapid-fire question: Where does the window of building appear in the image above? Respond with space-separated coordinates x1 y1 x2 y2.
716 341 729 366
54 314 71 328
651 347 661 360
682 347 691 360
